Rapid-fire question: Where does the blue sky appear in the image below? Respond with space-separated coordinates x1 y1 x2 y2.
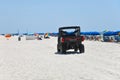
0 0 120 33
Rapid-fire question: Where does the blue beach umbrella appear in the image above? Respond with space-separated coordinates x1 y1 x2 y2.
103 31 115 36
114 31 120 35
81 32 100 35
90 32 100 35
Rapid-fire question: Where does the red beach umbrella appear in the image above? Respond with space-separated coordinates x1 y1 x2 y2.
5 34 11 39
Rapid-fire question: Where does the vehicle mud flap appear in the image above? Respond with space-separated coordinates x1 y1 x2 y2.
79 44 85 53
57 44 60 52
60 46 66 54
74 46 78 52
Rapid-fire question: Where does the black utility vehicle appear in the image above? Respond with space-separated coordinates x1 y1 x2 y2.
57 26 85 54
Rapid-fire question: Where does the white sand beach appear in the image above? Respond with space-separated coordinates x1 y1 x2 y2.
0 36 120 80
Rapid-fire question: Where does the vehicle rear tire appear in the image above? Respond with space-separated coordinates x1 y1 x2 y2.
79 44 85 53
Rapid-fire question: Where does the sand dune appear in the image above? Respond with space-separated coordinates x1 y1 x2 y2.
0 36 120 80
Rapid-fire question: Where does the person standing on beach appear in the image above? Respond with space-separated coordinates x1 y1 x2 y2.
18 36 21 41
118 32 120 42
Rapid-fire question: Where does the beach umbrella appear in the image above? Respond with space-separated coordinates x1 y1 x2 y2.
50 32 58 36
90 32 100 35
5 34 11 39
38 33 44 35
81 32 100 35
80 32 85 35
23 33 28 35
114 31 120 35
103 31 116 36
80 32 89 35
12 33 19 36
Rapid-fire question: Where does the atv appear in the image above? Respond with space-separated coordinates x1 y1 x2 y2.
57 26 85 54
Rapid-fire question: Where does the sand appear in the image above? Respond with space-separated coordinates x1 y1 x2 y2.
0 36 120 80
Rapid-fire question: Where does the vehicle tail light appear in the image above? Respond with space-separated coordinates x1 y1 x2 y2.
81 36 85 41
61 37 65 43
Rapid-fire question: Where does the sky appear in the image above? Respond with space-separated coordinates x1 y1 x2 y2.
0 0 120 33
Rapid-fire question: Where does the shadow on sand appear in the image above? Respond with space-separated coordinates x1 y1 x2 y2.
55 51 83 55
